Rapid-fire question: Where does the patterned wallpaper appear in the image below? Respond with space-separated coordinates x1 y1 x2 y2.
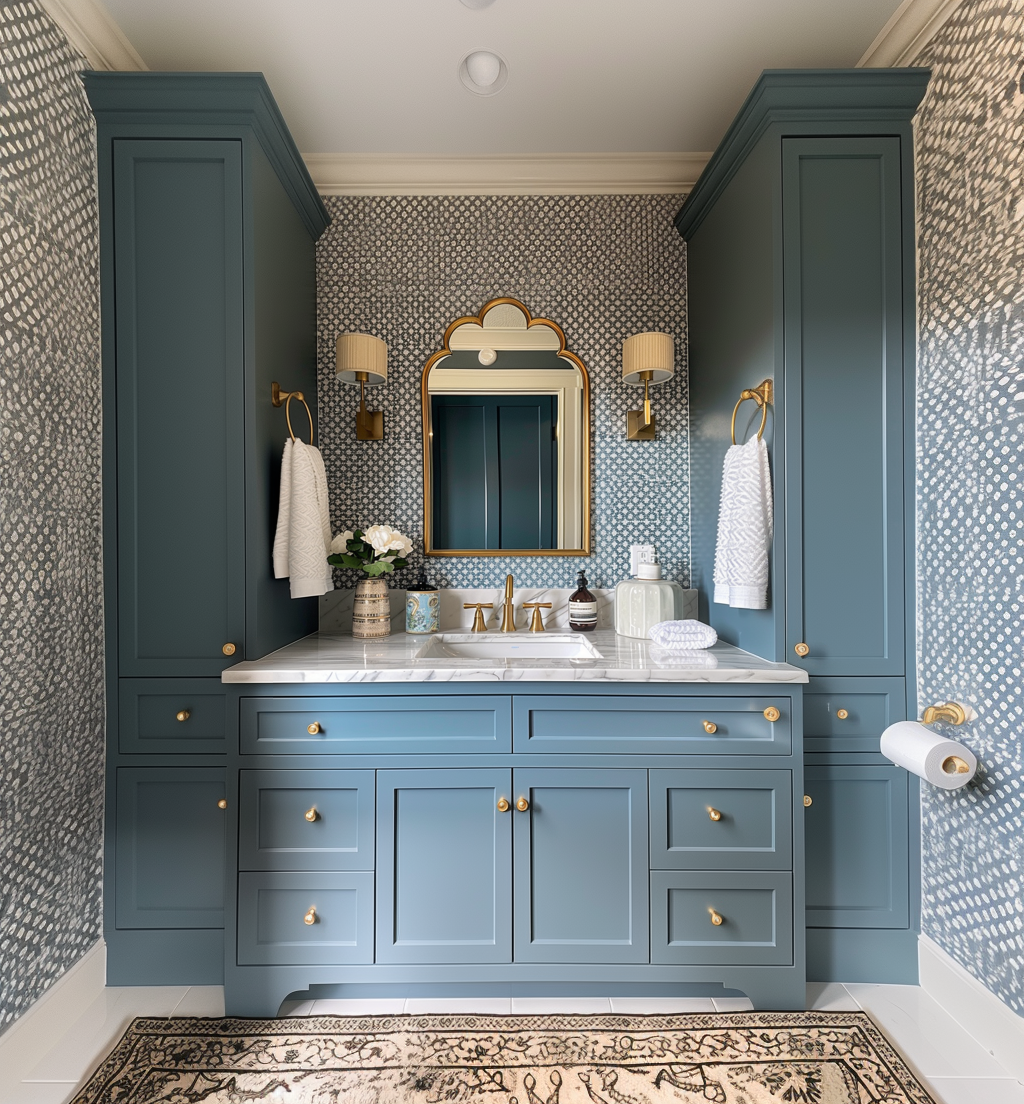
0 2 104 1033
914 0 1024 1015
316 195 690 590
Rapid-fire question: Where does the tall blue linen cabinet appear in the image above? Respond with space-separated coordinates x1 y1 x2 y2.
85 73 329 983
677 69 930 982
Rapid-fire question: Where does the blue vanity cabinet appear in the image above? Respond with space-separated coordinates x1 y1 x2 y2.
87 73 329 986
678 70 928 983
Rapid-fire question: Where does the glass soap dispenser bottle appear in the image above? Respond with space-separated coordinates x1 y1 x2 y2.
614 544 684 638
568 570 597 632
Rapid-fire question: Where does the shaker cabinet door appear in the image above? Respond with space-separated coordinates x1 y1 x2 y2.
113 139 246 675
782 136 906 676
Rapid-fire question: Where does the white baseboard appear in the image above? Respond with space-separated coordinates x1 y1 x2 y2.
918 934 1024 1082
0 941 106 1088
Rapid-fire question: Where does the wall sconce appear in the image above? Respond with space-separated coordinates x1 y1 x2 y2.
336 332 387 440
623 332 674 440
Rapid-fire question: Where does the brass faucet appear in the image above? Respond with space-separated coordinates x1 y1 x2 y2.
499 574 517 632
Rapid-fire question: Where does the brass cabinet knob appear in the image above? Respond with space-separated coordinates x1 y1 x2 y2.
763 706 781 722
709 909 724 926
708 807 722 822
217 798 228 810
516 796 530 812
702 720 717 734
304 806 319 822
794 642 809 657
303 907 317 926
307 722 322 734
803 795 813 808
176 710 191 722
497 797 510 813
836 709 849 720
222 643 236 656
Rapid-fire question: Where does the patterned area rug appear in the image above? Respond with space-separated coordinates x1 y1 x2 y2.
71 1012 936 1104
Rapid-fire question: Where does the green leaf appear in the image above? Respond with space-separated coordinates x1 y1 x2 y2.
327 553 363 570
391 557 409 570
363 560 393 577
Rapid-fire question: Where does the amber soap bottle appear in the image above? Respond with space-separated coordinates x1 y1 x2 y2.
568 570 598 632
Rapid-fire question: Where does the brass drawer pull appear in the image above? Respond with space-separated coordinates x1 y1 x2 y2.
794 642 809 657
708 807 722 822
763 706 781 722
222 643 236 656
702 720 717 734
304 907 317 926
307 722 322 735
497 797 510 813
709 909 724 926
803 795 813 808
836 708 849 720
516 796 529 812
176 709 191 722
217 798 228 810
304 806 319 822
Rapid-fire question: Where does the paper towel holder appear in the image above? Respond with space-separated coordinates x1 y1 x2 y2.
921 701 967 726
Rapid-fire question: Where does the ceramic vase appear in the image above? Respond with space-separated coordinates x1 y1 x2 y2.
352 577 391 639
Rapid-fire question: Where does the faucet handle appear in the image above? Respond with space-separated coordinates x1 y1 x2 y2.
523 602 552 633
463 603 493 633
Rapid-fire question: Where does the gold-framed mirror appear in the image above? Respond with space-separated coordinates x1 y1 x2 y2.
422 298 591 556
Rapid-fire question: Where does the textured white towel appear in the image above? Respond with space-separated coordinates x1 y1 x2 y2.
272 438 334 599
713 434 773 609
649 646 720 670
649 620 718 650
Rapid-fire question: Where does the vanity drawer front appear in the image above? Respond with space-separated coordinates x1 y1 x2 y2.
239 770 375 871
119 679 226 753
649 770 792 870
240 696 512 754
513 696 792 755
237 872 374 965
804 677 905 752
651 871 793 966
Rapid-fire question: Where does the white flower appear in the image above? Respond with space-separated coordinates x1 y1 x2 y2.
330 530 354 554
363 524 412 559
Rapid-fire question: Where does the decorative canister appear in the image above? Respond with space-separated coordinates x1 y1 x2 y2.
406 581 440 634
352 577 391 639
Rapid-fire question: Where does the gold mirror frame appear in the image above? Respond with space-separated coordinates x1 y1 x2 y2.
421 297 591 557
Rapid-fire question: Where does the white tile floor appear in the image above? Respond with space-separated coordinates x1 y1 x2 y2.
3 983 1021 1104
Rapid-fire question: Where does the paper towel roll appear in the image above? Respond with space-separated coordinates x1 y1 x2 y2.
880 720 977 789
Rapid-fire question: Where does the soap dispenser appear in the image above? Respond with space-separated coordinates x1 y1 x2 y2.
614 544 684 638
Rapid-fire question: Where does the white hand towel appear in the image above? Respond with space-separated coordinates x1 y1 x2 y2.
649 646 720 670
713 434 773 609
272 438 334 599
649 620 718 650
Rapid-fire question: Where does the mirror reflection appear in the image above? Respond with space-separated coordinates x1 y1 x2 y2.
422 299 590 555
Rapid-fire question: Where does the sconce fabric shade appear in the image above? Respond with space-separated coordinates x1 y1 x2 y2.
336 333 388 385
622 332 674 385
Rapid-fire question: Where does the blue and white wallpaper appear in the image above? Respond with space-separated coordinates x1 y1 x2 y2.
914 0 1024 1016
316 195 690 590
0 2 104 1033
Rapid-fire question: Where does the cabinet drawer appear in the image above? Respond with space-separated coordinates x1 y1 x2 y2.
513 696 792 755
119 679 226 753
651 871 793 965
241 696 512 754
650 770 792 870
804 677 905 752
239 770 375 871
237 872 374 965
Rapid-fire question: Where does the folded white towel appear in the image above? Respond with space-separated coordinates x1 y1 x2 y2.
649 620 718 650
649 646 720 670
713 434 773 609
272 438 334 599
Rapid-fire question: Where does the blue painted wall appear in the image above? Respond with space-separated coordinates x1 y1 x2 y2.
913 0 1024 1017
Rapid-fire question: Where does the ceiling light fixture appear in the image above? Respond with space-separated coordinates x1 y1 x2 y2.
460 0 497 7
459 50 508 96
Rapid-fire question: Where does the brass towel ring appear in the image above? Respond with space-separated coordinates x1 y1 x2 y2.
730 379 773 446
271 381 315 445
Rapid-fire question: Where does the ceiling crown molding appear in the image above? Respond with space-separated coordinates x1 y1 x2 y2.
303 152 711 196
858 0 966 67
38 0 146 71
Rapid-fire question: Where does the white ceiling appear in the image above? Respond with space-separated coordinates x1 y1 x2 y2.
100 0 905 156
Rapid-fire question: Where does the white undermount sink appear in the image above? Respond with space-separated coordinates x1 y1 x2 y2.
414 633 604 661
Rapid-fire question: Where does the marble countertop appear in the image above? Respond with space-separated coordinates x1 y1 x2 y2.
222 630 808 685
